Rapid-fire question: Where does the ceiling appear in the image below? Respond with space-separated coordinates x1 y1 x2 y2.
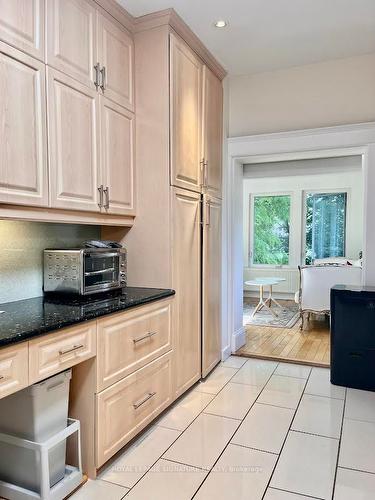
117 0 375 76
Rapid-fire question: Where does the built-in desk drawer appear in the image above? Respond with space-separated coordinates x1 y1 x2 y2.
97 298 173 391
29 322 97 383
0 343 29 399
96 351 172 467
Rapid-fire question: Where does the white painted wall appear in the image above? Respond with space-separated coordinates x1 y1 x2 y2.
242 157 363 297
229 52 375 137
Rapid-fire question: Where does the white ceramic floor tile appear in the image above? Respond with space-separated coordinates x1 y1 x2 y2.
221 355 247 369
231 358 278 387
292 394 344 438
99 426 180 488
339 418 375 473
70 479 128 500
257 375 305 409
334 467 375 500
194 444 277 500
305 367 345 399
157 390 214 431
345 388 375 423
264 488 318 499
163 413 239 470
270 431 339 499
125 459 207 500
204 382 261 420
275 362 311 379
195 366 237 394
232 403 294 454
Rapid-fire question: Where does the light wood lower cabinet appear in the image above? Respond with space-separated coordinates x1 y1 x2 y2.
202 196 222 377
171 188 201 398
0 343 29 399
96 351 173 467
96 298 172 391
0 42 48 207
29 321 97 383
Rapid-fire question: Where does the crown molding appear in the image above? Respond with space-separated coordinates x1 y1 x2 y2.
134 8 227 80
94 0 135 33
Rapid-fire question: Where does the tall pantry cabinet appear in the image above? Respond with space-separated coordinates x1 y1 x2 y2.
123 18 225 399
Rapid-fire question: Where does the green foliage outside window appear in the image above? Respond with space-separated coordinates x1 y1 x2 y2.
253 195 290 265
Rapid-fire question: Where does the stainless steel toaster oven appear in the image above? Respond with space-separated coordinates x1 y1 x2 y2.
43 248 127 295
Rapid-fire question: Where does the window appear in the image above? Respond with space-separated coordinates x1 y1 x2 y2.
304 192 347 265
251 194 291 265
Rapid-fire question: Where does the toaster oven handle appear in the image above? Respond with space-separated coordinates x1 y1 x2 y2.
84 252 119 258
85 267 115 276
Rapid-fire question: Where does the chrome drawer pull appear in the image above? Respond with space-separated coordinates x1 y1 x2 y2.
133 391 156 410
133 331 157 344
59 344 84 356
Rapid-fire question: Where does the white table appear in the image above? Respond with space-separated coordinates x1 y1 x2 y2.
245 277 286 318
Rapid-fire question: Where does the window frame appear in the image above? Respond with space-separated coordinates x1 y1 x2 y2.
301 188 350 265
249 191 293 268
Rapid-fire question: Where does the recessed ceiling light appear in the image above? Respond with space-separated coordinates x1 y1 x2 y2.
214 20 228 28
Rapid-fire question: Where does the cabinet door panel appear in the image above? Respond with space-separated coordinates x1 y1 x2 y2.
46 0 96 89
100 97 135 215
47 67 100 211
202 66 223 198
0 42 48 206
98 14 134 111
202 196 222 377
170 33 202 193
0 0 44 60
171 188 201 397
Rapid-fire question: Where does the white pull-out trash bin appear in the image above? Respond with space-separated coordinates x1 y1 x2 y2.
0 369 72 493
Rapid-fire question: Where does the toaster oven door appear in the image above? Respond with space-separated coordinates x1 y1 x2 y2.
83 251 121 293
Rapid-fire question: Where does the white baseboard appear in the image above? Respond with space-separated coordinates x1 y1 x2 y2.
221 344 232 361
231 326 246 352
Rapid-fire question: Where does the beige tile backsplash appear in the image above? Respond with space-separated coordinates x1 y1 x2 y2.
0 221 99 303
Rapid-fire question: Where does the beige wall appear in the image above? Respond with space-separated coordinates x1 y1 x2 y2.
229 52 375 137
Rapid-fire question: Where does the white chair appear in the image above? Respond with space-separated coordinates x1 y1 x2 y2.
296 265 362 329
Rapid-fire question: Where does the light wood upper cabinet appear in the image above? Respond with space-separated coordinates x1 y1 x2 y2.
100 96 135 215
47 67 100 211
0 0 45 61
171 188 201 398
98 14 134 111
0 42 48 207
202 196 222 378
202 66 223 198
170 33 203 193
46 0 97 89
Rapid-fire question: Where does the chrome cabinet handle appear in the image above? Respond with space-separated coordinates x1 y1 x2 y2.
94 63 100 90
133 331 157 344
98 185 104 208
59 344 84 356
205 200 211 226
103 186 109 209
100 66 106 92
133 391 156 410
200 158 208 188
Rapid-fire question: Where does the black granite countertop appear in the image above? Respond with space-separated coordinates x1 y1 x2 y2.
0 287 175 347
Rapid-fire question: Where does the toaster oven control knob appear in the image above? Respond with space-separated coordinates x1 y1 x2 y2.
120 271 126 284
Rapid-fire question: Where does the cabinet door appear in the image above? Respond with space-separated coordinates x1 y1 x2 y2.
47 67 100 212
0 42 48 207
171 188 201 397
170 33 203 193
202 66 223 198
202 196 222 377
98 13 134 111
46 0 96 89
0 0 44 60
100 97 135 215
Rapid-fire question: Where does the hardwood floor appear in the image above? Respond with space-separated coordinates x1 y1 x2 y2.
236 303 330 367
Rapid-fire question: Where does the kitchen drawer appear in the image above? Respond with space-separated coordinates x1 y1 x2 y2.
29 322 97 383
0 343 29 399
97 298 172 391
96 351 173 467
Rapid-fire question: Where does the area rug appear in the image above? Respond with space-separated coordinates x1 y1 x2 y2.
243 300 300 328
